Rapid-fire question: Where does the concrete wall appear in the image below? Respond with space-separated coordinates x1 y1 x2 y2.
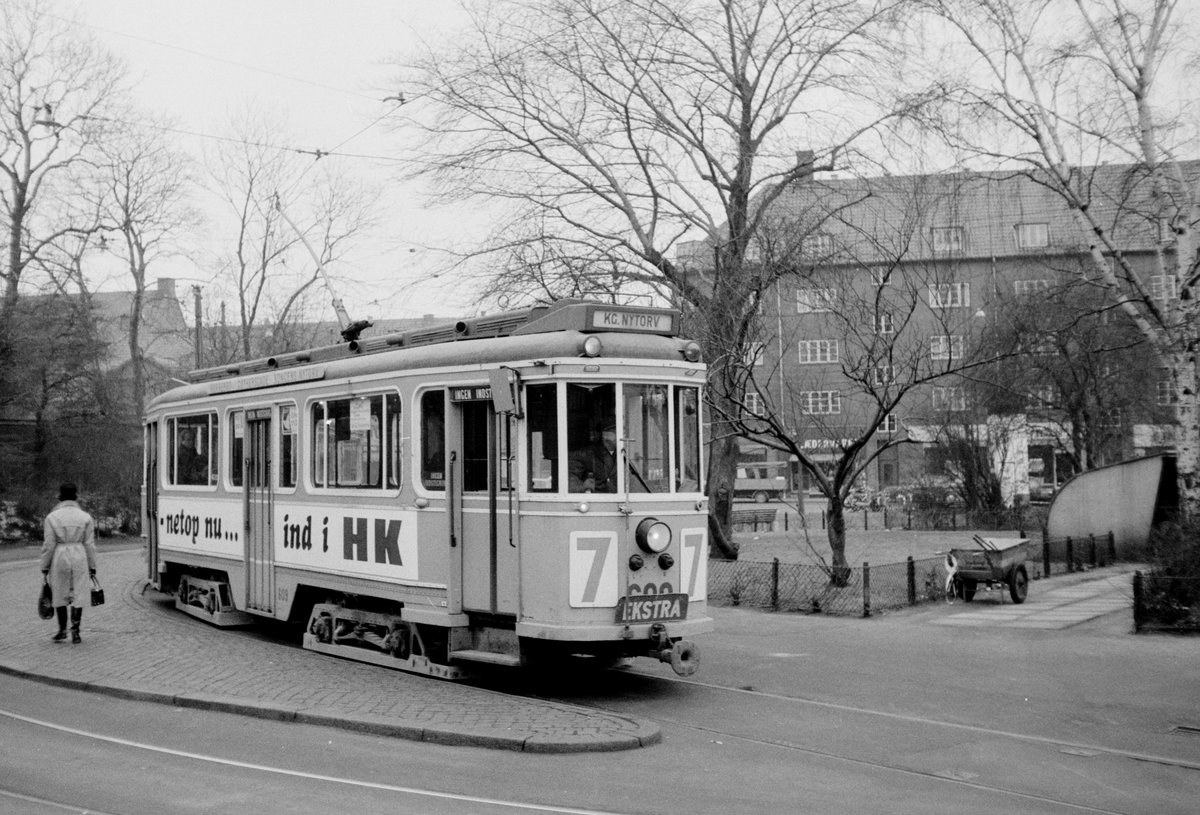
1046 455 1166 557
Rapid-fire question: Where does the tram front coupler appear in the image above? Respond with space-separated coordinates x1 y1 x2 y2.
648 622 699 677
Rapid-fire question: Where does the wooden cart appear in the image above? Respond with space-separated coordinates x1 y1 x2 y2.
950 536 1030 604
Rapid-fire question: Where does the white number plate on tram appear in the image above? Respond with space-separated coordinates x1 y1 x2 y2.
614 593 689 623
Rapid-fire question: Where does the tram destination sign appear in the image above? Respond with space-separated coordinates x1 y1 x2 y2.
614 592 689 623
209 366 326 395
590 308 674 334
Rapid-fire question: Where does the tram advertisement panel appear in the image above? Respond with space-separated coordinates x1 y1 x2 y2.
156 497 419 581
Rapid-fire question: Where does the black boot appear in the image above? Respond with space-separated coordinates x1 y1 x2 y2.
52 606 68 642
70 607 82 644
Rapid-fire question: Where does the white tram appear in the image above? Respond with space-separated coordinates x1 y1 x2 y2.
143 300 711 678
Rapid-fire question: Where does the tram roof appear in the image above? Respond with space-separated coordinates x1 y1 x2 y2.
154 300 694 406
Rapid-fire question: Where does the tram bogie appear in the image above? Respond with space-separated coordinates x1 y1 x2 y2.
143 299 712 679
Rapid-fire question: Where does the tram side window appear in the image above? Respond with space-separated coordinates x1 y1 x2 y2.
675 386 702 492
279 404 297 488
525 384 558 492
567 383 617 493
230 410 245 487
420 390 445 490
624 384 669 493
311 393 400 489
170 414 217 486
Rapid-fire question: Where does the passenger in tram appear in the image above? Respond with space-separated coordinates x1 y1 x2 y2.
568 420 619 493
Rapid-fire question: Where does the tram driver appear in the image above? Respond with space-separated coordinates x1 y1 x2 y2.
176 426 208 485
568 420 618 493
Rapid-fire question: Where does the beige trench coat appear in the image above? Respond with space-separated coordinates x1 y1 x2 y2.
39 501 98 607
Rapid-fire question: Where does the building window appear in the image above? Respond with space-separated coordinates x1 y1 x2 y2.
932 386 966 411
745 342 766 367
796 287 837 313
1157 379 1176 406
798 339 839 364
1150 275 1178 302
1019 332 1055 355
872 365 896 387
745 390 764 416
931 225 965 253
874 312 894 336
800 391 841 415
872 267 893 288
929 282 970 308
930 334 964 361
880 414 899 434
1026 386 1057 410
802 233 834 255
1014 279 1051 296
1014 222 1049 249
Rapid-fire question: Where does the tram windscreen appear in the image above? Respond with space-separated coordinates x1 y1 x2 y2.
557 381 702 495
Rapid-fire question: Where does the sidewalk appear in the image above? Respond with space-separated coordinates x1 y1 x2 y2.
0 546 660 753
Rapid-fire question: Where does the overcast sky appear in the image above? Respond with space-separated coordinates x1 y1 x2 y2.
65 0 476 320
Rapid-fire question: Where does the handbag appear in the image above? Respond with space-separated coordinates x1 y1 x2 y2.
38 582 54 620
90 576 105 607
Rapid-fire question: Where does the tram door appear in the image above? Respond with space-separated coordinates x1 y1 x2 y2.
454 400 519 615
243 409 274 614
144 422 159 583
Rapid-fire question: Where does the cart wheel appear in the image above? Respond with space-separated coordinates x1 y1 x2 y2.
1008 565 1028 604
961 578 977 602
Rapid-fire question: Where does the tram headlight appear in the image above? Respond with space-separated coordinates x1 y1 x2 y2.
582 335 603 357
635 517 671 554
681 341 702 362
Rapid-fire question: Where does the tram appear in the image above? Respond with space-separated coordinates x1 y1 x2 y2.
143 299 711 678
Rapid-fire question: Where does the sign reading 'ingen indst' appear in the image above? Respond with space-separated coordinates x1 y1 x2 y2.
590 309 673 333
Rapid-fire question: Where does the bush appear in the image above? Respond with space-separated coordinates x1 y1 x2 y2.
1140 521 1200 630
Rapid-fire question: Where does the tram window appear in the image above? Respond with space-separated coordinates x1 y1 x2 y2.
420 390 445 490
169 414 217 487
525 384 558 492
567 383 616 493
675 386 703 492
462 401 490 492
311 393 400 489
279 404 297 488
230 410 245 487
623 384 669 493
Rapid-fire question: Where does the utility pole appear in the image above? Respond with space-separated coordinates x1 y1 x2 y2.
193 285 202 368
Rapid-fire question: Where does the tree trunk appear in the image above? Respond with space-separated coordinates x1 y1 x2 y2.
826 497 850 586
706 431 739 559
1171 350 1200 518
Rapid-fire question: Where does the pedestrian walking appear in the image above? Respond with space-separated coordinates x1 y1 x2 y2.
39 483 98 644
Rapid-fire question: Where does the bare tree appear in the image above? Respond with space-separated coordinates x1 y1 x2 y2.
88 113 200 416
397 0 934 553
713 174 1014 577
205 110 381 361
0 0 124 316
920 0 1200 512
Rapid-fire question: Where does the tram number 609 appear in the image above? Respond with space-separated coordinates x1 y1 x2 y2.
568 530 705 608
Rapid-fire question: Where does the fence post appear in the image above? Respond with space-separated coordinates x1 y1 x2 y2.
1089 533 1097 568
883 507 889 529
1109 531 1116 563
906 506 912 530
1066 537 1074 573
822 510 826 530
906 556 916 605
1043 537 1051 578
1132 570 1144 632
862 561 871 618
771 557 780 611
864 509 869 531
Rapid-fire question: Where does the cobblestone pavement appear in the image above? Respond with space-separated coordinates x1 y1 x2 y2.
0 547 660 753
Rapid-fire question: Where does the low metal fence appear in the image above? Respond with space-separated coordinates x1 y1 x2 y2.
709 531 1120 617
1133 571 1200 633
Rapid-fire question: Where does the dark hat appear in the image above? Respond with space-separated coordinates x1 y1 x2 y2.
58 482 78 501
602 419 617 431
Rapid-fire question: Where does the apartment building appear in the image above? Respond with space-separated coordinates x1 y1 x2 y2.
686 165 1184 502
